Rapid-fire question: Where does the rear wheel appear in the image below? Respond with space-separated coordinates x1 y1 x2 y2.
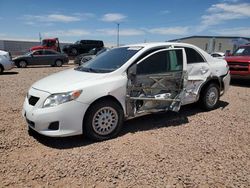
18 60 27 68
55 60 62 67
200 83 220 110
83 99 124 141
71 48 78 56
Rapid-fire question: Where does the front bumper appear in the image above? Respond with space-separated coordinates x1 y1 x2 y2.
22 87 89 137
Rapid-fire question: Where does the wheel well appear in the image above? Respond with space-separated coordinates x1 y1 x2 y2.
18 59 27 64
55 59 63 63
83 95 124 123
199 78 221 99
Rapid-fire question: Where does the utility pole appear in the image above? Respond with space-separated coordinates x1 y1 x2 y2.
117 23 120 47
39 32 42 43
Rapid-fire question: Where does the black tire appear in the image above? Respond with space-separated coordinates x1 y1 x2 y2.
0 65 3 74
199 83 220 111
18 60 27 68
28 127 36 136
54 59 63 67
71 48 78 56
83 99 124 141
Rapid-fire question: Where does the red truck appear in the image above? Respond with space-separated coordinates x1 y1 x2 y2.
225 44 250 79
30 38 61 52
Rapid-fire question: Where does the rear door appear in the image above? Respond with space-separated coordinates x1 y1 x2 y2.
42 50 57 65
126 48 187 117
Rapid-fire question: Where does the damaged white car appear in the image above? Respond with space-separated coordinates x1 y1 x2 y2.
23 42 230 140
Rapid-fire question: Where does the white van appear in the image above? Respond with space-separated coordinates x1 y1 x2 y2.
0 50 15 74
23 42 230 141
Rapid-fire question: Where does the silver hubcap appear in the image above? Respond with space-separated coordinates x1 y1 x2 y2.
19 61 26 68
56 60 62 66
206 87 218 107
72 49 77 55
92 107 118 136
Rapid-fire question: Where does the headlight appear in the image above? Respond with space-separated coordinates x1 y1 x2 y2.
43 90 82 108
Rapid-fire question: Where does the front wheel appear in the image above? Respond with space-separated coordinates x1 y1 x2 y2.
18 60 27 68
71 48 78 56
200 83 220 110
54 60 62 67
83 100 124 141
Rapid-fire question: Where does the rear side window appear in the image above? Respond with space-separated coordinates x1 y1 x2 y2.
33 51 42 55
185 47 205 64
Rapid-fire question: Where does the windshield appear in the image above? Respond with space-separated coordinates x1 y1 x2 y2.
75 47 142 73
42 40 55 47
232 46 250 56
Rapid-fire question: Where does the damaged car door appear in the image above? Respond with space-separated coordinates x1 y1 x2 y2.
126 48 187 117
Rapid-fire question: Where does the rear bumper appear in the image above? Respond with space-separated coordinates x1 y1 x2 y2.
4 60 15 70
221 71 230 96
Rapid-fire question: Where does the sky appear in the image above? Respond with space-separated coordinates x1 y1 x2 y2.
0 0 250 45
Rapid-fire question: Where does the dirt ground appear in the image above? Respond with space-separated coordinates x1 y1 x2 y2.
0 63 249 187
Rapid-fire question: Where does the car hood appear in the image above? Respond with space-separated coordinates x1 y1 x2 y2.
32 68 108 93
225 56 250 62
13 54 29 60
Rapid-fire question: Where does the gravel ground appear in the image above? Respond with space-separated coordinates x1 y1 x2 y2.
0 63 249 187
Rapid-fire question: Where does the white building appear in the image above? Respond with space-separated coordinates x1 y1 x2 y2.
168 36 250 54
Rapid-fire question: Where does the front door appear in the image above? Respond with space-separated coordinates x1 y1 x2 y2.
31 50 44 65
126 48 187 117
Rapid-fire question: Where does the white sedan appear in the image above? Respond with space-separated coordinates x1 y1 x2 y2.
23 42 230 141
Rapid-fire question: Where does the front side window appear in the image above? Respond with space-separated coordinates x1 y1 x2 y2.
33 51 42 56
137 49 183 75
75 47 142 73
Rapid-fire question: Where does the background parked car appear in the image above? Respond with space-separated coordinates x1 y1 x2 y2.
210 52 225 59
13 50 69 68
74 47 106 65
224 44 250 79
80 47 110 65
0 50 15 74
63 40 104 56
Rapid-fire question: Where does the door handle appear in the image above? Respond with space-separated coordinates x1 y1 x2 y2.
200 67 208 74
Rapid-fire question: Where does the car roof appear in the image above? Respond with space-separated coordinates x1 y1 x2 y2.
33 49 59 53
123 42 204 50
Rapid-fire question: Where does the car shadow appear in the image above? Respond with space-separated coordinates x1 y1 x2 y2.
0 71 19 75
31 101 229 149
230 79 250 88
